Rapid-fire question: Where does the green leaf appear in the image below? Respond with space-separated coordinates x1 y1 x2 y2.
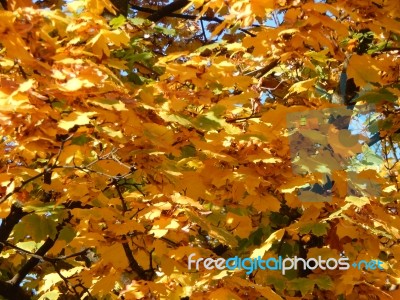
126 52 153 64
314 275 333 290
159 112 193 127
192 105 232 132
154 26 176 36
278 241 294 258
59 226 76 243
299 223 312 234
356 89 397 103
249 227 265 246
110 15 126 28
194 113 222 131
51 100 66 110
16 241 44 252
311 223 329 236
299 222 329 236
23 202 65 213
265 275 286 291
128 17 147 26
186 209 238 247
195 42 221 54
305 49 330 63
180 145 197 157
287 278 315 295
127 72 144 84
13 214 58 242
71 134 91 146
360 146 384 165
270 212 290 227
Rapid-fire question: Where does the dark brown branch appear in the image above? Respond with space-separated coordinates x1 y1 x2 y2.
244 58 280 78
0 203 28 252
115 184 128 213
368 132 382 147
0 241 91 262
7 214 72 287
52 135 73 168
0 172 45 204
226 114 262 123
0 138 74 204
53 165 114 178
8 237 57 286
368 128 400 147
200 19 207 42
111 0 129 16
122 240 147 279
0 281 30 300
145 0 189 22
0 0 7 10
52 261 78 296
17 62 28 80
131 4 219 22
130 3 257 37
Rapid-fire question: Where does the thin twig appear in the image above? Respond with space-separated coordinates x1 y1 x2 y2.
0 171 45 204
0 241 89 263
225 114 262 123
130 4 257 37
52 135 73 168
200 19 207 43
115 184 128 213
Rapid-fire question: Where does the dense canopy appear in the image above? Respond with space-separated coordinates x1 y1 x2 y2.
0 0 399 299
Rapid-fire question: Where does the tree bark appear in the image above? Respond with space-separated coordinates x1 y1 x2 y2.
0 203 27 252
147 0 189 22
0 281 30 300
111 0 128 16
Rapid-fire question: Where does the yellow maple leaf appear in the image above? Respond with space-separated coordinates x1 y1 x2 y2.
347 55 383 86
58 112 97 130
88 29 129 57
287 78 317 97
60 77 96 91
86 0 116 15
251 229 285 259
250 0 275 17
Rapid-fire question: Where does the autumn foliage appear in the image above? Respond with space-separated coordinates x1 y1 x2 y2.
0 0 400 299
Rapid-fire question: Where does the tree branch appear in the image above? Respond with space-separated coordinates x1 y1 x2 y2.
7 237 57 286
368 132 382 147
111 0 129 16
131 4 219 22
368 128 400 147
0 203 28 252
0 0 7 10
122 240 147 279
6 215 72 287
0 281 30 300
0 241 91 262
145 0 190 22
225 114 262 123
243 59 280 79
0 172 45 204
131 3 257 37
115 184 128 213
